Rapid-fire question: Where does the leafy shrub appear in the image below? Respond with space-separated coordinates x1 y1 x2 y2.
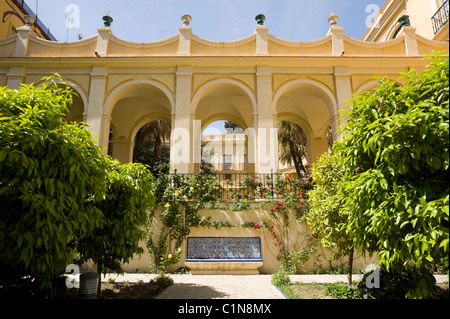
150 273 174 289
325 282 361 299
357 267 435 299
271 269 292 287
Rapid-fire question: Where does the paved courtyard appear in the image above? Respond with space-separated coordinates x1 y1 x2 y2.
100 273 448 299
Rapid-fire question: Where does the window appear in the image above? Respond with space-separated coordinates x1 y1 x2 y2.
223 154 232 170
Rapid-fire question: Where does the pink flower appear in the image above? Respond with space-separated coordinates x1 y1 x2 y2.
299 202 302 205
250 178 254 181
277 201 281 206
286 176 290 180
269 186 273 189
243 193 247 197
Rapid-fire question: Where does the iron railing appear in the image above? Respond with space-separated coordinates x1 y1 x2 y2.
432 0 449 35
159 171 313 201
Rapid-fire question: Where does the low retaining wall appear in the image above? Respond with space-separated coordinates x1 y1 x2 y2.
99 208 376 275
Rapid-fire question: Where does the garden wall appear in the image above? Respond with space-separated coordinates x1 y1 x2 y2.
90 207 376 275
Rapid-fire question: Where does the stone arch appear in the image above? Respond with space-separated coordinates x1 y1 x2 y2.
273 79 338 165
103 79 174 163
35 77 88 122
355 79 380 95
191 78 257 117
191 79 257 173
104 79 174 117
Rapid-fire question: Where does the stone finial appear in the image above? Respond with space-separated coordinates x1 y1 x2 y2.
102 15 113 27
24 15 35 27
255 14 266 25
182 14 192 26
398 9 410 28
328 12 338 26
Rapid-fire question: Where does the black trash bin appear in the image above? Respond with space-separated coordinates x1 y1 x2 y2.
79 272 98 299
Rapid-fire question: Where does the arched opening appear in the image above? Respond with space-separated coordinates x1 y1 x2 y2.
201 120 247 175
277 120 309 178
274 80 337 168
133 120 171 177
192 79 256 174
104 80 173 163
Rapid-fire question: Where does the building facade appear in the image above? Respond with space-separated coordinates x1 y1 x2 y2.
1 0 56 41
1 12 447 175
362 0 449 42
1 8 448 273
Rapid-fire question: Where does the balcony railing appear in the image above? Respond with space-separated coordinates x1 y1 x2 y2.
155 171 313 202
432 0 449 35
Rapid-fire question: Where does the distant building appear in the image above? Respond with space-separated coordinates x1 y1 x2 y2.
1 0 56 40
362 0 449 42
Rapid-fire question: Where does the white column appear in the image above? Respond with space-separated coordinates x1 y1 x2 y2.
327 14 345 57
401 26 419 57
170 66 192 173
255 25 269 56
178 15 192 56
6 66 25 90
95 27 112 57
333 66 352 141
85 66 108 151
255 66 277 173
13 16 33 57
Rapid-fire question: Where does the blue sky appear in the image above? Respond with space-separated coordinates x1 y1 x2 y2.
29 0 386 42
27 0 386 133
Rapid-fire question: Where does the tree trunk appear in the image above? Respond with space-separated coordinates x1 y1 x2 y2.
347 246 354 286
289 140 306 177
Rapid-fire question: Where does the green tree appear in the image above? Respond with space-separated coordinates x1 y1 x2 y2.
307 151 355 285
0 77 107 296
278 121 308 177
133 120 171 177
335 54 449 298
76 160 155 295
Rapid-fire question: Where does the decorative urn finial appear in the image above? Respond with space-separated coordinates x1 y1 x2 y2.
181 14 192 26
328 12 338 26
102 15 113 27
255 14 266 25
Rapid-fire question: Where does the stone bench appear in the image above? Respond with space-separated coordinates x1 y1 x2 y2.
185 237 263 275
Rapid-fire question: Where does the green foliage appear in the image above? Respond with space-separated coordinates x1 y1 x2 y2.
325 282 361 299
76 160 155 279
149 273 174 289
357 267 435 299
307 151 352 257
334 54 449 298
0 76 107 294
271 269 292 287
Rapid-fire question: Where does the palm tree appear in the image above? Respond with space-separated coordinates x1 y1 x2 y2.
133 120 171 175
277 120 308 177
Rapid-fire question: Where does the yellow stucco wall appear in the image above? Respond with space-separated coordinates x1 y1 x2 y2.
89 207 376 274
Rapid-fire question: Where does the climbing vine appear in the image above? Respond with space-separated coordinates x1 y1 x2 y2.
146 172 313 273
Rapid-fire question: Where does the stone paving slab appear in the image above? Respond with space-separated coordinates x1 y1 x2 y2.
100 273 449 299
